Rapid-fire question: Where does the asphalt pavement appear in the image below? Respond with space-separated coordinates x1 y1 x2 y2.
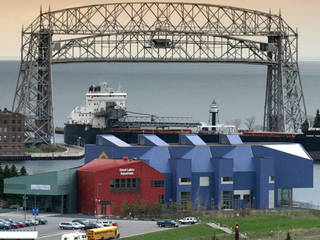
0 210 169 240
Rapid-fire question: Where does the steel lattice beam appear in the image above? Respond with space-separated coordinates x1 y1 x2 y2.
13 2 307 144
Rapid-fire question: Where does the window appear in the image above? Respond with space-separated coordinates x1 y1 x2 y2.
12 127 16 132
199 176 210 186
110 178 140 193
115 179 120 188
179 177 191 185
120 179 125 188
269 176 275 184
151 180 164 188
12 119 16 124
221 177 233 184
179 192 191 202
126 178 131 188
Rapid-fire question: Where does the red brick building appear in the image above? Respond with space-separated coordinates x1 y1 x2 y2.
77 158 165 215
0 109 25 155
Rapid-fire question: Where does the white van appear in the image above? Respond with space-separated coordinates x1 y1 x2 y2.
96 219 113 227
61 232 87 240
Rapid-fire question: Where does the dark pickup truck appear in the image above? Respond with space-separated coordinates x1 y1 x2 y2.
157 219 179 228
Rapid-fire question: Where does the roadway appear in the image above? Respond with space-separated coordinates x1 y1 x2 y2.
0 210 169 240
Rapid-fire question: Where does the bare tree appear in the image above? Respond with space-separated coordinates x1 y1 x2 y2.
231 119 242 130
245 116 256 130
253 124 263 131
308 115 314 128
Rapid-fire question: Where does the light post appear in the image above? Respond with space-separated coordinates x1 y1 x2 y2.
96 183 102 219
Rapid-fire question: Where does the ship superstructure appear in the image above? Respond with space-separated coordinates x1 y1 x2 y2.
68 82 127 128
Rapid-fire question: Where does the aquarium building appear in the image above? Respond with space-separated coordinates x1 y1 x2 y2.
84 134 313 210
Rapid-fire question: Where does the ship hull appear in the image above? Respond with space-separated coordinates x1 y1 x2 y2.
64 124 320 154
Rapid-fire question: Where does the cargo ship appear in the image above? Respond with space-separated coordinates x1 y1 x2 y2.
64 83 320 160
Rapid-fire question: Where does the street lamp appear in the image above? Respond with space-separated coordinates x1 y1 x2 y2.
96 183 102 219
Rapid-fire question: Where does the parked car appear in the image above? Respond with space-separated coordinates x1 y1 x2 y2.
178 217 198 224
0 221 11 230
36 218 48 224
72 219 96 230
28 219 39 225
16 221 26 228
4 218 20 228
22 220 32 226
95 222 105 228
59 222 85 230
96 220 116 227
0 219 14 229
157 219 179 228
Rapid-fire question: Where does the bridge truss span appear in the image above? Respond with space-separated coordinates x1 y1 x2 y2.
13 2 306 144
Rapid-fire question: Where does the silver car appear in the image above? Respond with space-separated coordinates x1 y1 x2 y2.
59 222 85 230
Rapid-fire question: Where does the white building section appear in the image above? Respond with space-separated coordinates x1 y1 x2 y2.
0 230 38 239
264 144 311 160
68 82 127 127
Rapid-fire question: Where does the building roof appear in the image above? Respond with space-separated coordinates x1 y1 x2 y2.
78 158 140 172
0 109 24 117
97 135 131 147
263 143 311 160
138 134 169 146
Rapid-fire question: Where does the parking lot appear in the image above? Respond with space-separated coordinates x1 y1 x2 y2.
0 210 170 240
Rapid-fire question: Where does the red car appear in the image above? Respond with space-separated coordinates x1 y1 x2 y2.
17 221 26 227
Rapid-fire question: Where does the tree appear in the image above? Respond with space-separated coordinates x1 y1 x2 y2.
19 166 28 176
301 119 309 134
313 109 320 128
121 200 130 216
245 116 256 130
3 165 10 178
111 202 120 215
231 119 242 130
9 165 18 178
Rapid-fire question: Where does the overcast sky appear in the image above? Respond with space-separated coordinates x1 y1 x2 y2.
1 0 319 60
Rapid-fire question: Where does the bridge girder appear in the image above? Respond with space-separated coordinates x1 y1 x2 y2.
13 2 307 144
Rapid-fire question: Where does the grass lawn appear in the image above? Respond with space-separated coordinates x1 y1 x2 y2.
205 210 320 234
121 224 226 240
25 146 66 153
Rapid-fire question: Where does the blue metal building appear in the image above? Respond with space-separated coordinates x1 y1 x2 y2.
85 134 313 210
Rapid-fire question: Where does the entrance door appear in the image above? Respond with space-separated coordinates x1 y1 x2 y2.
222 191 233 209
101 200 111 215
269 190 274 209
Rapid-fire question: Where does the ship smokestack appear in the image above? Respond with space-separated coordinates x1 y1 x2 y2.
209 100 219 131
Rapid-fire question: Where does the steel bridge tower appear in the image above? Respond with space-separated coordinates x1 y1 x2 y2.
12 2 307 144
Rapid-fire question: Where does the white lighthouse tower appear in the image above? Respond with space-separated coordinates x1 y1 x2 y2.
209 100 219 131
